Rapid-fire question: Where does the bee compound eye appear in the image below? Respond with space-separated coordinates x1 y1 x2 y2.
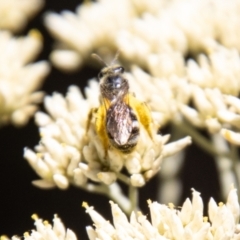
114 66 124 74
98 71 104 79
119 66 124 73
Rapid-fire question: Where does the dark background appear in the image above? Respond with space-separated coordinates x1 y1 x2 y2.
0 1 220 239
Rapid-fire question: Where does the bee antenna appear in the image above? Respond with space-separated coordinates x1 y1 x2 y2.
91 53 108 67
110 50 120 65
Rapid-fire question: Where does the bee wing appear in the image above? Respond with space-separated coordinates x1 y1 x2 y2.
128 94 153 138
106 102 133 145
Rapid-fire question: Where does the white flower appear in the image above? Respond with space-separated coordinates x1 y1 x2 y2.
177 41 240 133
85 187 240 240
0 0 44 32
24 71 191 189
43 0 240 136
45 0 240 71
5 188 240 240
42 0 240 142
186 42 240 96
44 0 136 71
0 30 50 127
128 66 191 127
221 129 240 146
6 214 77 240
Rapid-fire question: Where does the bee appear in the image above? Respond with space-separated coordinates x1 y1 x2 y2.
91 54 152 154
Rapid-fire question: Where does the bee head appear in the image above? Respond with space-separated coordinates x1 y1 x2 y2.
98 65 124 79
99 65 129 100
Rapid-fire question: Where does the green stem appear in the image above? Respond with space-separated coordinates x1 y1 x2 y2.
72 181 131 214
229 144 240 199
211 134 240 200
71 170 139 215
172 120 229 157
117 172 139 213
129 184 138 213
116 172 130 185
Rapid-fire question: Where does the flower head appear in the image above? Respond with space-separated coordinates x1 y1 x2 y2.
85 187 240 240
0 30 50 127
24 68 191 189
0 0 44 33
4 214 77 240
44 0 240 137
45 0 240 71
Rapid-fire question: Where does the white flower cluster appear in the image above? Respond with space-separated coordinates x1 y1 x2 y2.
219 93 240 146
178 42 240 134
24 72 191 189
4 214 77 240
44 0 240 139
128 66 191 128
44 0 137 71
4 188 240 240
44 0 240 70
85 187 240 240
0 30 50 127
0 0 44 33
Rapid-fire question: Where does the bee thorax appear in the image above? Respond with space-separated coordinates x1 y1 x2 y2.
100 76 129 101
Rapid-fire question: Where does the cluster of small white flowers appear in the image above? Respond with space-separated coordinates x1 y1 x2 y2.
44 0 136 71
24 72 191 190
127 41 240 138
4 188 240 240
3 214 77 240
0 30 50 127
44 0 240 137
128 66 191 128
24 85 91 189
186 42 240 95
84 187 240 240
44 0 240 69
218 86 240 146
0 0 44 32
177 42 240 134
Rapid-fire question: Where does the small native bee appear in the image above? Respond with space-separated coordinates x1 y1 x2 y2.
91 54 152 154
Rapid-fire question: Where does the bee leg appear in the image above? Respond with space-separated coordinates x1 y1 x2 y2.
86 108 97 134
139 102 153 139
95 105 109 158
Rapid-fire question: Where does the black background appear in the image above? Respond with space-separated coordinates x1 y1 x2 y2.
0 1 221 239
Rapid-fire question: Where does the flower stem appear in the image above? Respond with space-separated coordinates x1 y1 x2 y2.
173 120 229 157
72 181 131 214
128 184 138 213
211 133 240 199
174 120 240 199
229 143 240 199
116 172 130 185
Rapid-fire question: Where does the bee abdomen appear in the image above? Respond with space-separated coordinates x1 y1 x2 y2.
106 103 140 153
